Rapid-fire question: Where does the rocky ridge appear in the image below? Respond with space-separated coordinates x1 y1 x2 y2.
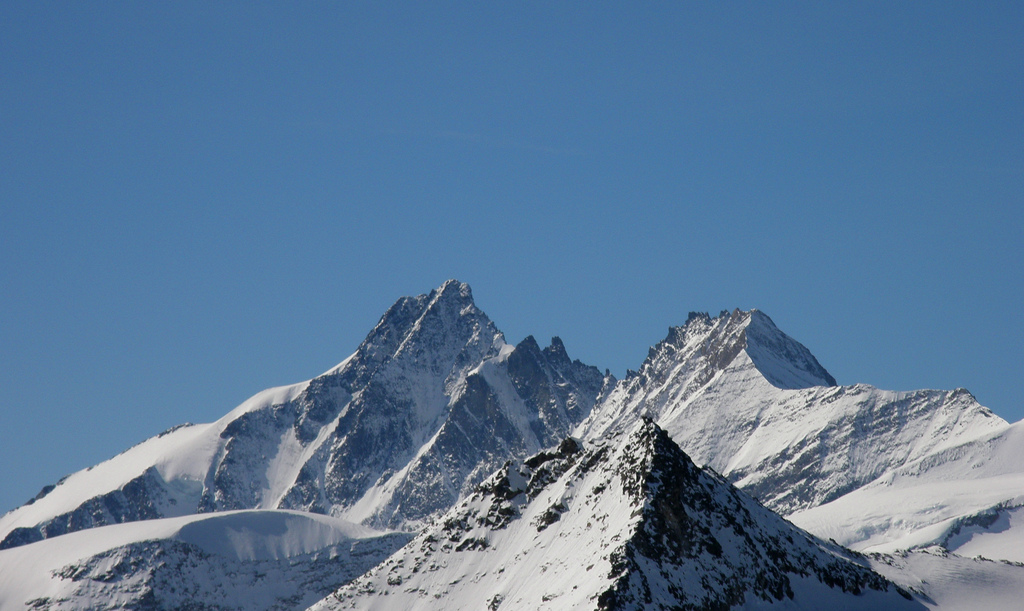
313 419 920 610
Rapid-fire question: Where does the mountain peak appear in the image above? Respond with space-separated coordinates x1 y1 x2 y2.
577 307 836 443
742 309 837 388
542 336 569 364
346 280 497 372
663 308 835 390
432 278 474 304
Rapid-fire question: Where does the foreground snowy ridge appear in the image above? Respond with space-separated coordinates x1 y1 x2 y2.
311 419 920 610
0 510 411 611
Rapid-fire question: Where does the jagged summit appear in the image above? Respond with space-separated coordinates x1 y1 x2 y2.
329 278 497 382
543 335 568 362
313 419 918 610
664 308 836 391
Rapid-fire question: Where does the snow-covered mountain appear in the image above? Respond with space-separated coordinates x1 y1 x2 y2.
0 281 607 551
578 309 1016 555
0 509 410 610
3 281 1023 610
311 419 920 610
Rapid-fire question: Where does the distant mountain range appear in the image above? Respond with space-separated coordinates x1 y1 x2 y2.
2 280 1022 610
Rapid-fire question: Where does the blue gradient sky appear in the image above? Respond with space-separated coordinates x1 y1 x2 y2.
2 3 1022 514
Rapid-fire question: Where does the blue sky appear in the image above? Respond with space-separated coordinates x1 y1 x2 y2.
1 3 1021 514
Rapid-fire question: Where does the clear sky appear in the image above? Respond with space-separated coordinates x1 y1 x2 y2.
1 3 1021 514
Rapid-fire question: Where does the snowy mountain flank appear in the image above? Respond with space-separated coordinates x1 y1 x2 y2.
2 280 1023 610
579 309 1016 555
1 280 606 551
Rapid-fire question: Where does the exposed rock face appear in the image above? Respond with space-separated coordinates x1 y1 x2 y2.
25 540 395 611
198 280 505 518
313 420 919 611
597 421 899 610
347 331 607 530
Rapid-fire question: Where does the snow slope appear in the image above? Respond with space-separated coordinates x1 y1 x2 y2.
868 547 1024 611
0 509 411 611
790 419 1024 558
311 420 919 611
0 382 308 549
